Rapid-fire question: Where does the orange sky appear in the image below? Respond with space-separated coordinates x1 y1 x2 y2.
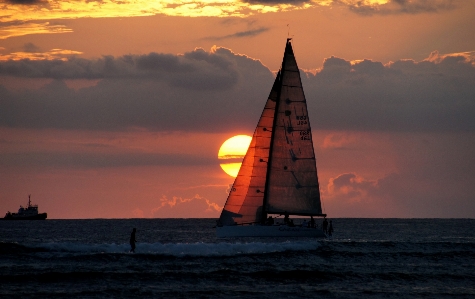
1 0 475 218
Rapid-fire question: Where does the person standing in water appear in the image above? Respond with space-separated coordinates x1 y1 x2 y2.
322 217 328 234
328 220 334 237
129 228 137 253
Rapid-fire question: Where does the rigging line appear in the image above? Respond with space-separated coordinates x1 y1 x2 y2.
290 171 302 188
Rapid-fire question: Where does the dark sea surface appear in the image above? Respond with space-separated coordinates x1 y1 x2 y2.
1 218 474 298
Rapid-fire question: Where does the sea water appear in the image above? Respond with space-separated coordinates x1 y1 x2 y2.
1 218 474 298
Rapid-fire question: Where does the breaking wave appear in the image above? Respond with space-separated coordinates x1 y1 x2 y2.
1 241 321 257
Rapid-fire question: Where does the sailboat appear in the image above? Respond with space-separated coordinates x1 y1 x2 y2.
216 39 327 238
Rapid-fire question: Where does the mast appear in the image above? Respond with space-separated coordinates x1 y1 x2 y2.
261 38 292 222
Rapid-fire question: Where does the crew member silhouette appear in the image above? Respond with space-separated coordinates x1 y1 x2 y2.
129 228 137 253
284 212 289 225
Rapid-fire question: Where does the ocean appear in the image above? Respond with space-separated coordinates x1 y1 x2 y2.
1 218 474 298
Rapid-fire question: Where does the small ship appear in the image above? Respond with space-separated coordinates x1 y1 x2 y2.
2 195 47 220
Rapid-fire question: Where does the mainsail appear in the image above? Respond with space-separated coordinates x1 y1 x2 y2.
218 39 323 226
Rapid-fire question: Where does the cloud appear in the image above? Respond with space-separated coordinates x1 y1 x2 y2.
327 173 377 200
324 169 475 218
201 27 270 41
322 132 358 149
151 194 222 218
4 0 45 4
425 50 475 64
0 0 317 25
0 46 273 132
341 0 457 16
131 208 144 218
0 47 474 134
322 130 475 217
303 51 475 132
242 0 311 5
0 1 466 40
0 48 241 85
23 42 40 52
0 126 225 170
0 22 73 39
0 48 83 61
0 151 216 169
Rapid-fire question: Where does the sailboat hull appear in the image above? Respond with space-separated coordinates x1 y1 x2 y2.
216 225 326 238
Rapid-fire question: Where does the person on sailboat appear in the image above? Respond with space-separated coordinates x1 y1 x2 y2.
284 212 289 225
265 216 274 225
310 216 316 228
302 219 308 228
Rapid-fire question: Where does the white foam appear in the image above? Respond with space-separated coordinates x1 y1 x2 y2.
35 241 320 257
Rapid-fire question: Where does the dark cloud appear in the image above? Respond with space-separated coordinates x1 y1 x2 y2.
23 42 41 52
0 47 273 132
0 151 216 169
0 49 240 90
219 18 258 27
0 20 30 28
303 53 475 132
201 27 270 41
3 0 45 4
344 0 456 16
238 0 457 15
0 48 474 133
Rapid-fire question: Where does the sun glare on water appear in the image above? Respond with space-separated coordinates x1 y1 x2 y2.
218 135 252 177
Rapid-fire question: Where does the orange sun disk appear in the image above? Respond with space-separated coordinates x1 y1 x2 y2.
218 135 252 177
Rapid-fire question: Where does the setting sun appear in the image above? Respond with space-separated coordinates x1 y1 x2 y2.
218 135 252 177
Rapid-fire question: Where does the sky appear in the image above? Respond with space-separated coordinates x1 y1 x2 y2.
1 0 474 219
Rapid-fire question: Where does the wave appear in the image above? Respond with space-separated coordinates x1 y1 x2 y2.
0 240 321 257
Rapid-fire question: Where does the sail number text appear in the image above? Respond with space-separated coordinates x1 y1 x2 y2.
296 115 308 125
299 130 311 140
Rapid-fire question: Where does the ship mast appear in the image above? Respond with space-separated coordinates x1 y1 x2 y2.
261 38 292 222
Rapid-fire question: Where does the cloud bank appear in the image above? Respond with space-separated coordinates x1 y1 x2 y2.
1 47 474 133
0 47 273 132
303 51 475 132
151 194 221 218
